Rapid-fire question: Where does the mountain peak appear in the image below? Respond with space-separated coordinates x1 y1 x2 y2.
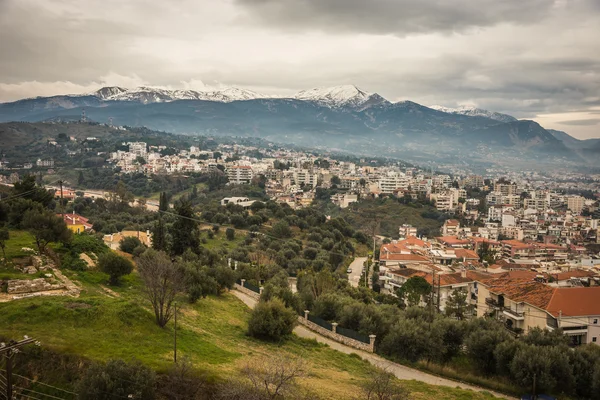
429 105 517 123
293 85 388 109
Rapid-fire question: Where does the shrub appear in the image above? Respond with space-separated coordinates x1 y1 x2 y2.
77 359 155 400
98 252 134 285
247 298 297 341
119 236 143 254
226 228 235 241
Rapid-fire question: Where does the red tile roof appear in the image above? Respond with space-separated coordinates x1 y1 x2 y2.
455 248 479 260
380 253 430 262
479 278 555 309
437 236 470 245
546 287 600 317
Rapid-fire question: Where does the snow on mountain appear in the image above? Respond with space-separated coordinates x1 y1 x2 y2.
90 86 266 104
293 85 389 109
430 105 517 123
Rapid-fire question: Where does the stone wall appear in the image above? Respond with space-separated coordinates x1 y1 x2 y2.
234 283 260 301
7 278 65 294
297 316 375 353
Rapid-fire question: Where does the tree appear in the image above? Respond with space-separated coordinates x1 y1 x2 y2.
396 276 431 307
360 369 409 400
170 200 200 256
226 227 235 241
119 236 143 254
22 209 72 253
0 228 8 261
271 221 292 238
159 192 169 212
466 328 511 374
137 249 185 327
243 356 306 399
444 289 469 320
77 359 155 400
98 252 134 285
113 180 134 209
13 174 54 206
78 171 85 186
151 217 167 251
135 156 146 165
156 357 206 400
247 298 297 341
477 241 496 264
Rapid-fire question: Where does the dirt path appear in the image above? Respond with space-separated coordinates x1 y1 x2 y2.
232 290 514 400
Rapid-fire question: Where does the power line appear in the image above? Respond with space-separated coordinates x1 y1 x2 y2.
7 373 76 396
12 386 67 400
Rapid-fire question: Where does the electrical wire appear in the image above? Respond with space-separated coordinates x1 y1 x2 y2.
10 373 76 395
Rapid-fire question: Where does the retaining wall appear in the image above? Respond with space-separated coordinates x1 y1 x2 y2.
234 283 260 300
297 315 375 353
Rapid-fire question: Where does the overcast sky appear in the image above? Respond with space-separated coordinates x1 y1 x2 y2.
1 0 599 139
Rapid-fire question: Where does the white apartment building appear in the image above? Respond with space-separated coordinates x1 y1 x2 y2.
399 224 418 238
378 173 410 194
227 166 253 184
292 170 319 187
567 196 585 214
36 159 54 168
128 142 148 159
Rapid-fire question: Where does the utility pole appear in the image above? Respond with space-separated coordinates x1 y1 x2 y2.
173 302 178 363
58 180 64 217
1 337 37 400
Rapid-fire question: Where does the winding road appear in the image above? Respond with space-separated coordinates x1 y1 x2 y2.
232 289 514 399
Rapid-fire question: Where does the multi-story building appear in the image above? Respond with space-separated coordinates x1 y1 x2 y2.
494 181 517 196
378 173 410 194
128 142 148 159
227 166 253 184
567 196 585 214
399 224 418 238
36 159 54 168
477 278 600 346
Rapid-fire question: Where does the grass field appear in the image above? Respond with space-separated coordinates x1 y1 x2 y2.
0 264 503 399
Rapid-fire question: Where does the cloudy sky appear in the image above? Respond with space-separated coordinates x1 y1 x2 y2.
1 0 599 139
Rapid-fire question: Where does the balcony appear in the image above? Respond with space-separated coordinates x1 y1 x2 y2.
485 297 502 309
503 307 525 320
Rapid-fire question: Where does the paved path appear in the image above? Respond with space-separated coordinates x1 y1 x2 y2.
232 290 514 399
347 257 367 288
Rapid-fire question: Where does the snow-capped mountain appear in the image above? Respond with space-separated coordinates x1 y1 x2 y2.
430 105 517 123
89 86 266 104
293 85 389 110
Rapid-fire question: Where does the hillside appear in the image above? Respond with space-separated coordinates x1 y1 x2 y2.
0 267 500 400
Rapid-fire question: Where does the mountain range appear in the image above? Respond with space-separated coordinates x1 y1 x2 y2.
1 85 598 168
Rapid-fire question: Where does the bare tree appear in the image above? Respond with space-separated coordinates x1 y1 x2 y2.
359 369 409 400
218 356 309 400
137 249 185 328
156 357 208 400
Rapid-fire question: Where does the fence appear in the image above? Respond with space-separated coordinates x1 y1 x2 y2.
336 326 370 344
308 314 333 331
243 281 260 294
298 310 376 353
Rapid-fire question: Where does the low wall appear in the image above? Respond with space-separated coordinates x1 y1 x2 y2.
234 283 260 301
297 316 375 353
7 278 65 294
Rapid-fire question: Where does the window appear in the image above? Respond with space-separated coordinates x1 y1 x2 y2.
593 337 597 343
594 319 598 324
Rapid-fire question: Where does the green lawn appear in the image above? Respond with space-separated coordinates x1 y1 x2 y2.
0 268 502 399
2 230 37 259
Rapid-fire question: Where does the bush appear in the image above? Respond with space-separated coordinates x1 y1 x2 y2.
119 236 143 254
226 228 235 241
98 252 134 285
77 359 155 400
247 298 297 341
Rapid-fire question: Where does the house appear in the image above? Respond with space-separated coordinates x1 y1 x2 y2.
476 278 600 345
60 213 93 233
103 230 152 250
442 219 460 236
220 197 255 208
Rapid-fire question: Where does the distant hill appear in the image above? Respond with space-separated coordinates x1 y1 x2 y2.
0 86 593 167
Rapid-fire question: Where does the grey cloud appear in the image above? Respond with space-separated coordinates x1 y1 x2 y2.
558 119 600 126
235 0 555 36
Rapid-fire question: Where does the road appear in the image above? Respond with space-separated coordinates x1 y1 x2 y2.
347 257 367 288
232 290 514 399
